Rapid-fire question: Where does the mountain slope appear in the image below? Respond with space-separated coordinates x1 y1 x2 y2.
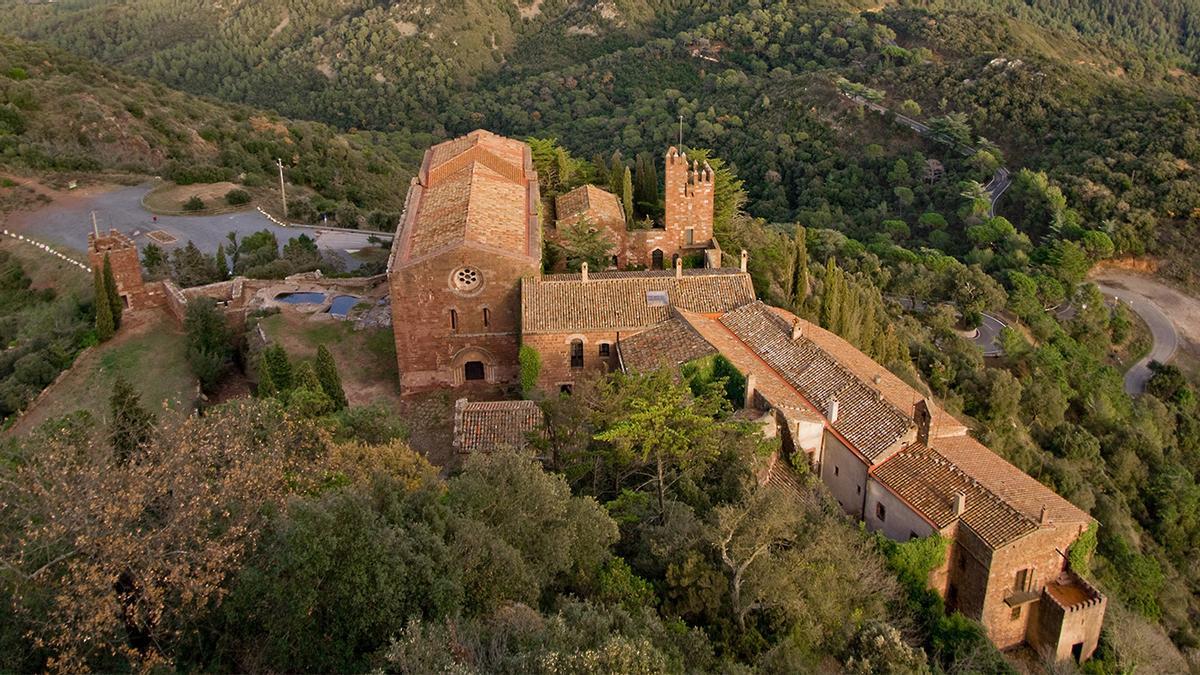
0 35 422 211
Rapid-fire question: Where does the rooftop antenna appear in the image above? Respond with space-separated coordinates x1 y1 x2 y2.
90 210 99 237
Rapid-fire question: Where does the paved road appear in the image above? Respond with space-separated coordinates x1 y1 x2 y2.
1092 274 1182 394
6 182 384 270
984 167 1011 218
890 295 1007 356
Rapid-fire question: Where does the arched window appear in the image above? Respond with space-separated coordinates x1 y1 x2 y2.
464 361 485 381
450 309 458 331
483 307 490 328
651 249 664 269
570 339 584 368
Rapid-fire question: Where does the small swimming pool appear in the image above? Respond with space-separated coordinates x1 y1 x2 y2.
328 295 359 317
276 292 326 304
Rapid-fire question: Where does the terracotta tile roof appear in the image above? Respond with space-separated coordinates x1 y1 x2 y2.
555 185 625 227
871 443 1039 548
521 269 755 334
618 316 717 372
718 302 913 461
392 130 540 268
929 434 1092 529
452 398 544 454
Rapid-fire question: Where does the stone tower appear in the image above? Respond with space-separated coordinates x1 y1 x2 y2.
663 147 714 249
88 228 148 310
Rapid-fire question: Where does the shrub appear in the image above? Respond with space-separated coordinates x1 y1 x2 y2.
518 345 541 397
225 189 251 206
183 196 205 212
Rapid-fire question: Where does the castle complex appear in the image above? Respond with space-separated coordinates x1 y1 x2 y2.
391 130 1107 663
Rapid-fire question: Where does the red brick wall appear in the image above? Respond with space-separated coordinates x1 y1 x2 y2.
522 329 622 391
980 524 1085 650
390 249 538 394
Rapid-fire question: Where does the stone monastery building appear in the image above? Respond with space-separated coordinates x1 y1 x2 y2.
388 130 1106 662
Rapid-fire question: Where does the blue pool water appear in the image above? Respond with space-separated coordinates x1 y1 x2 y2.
328 295 359 316
276 292 326 304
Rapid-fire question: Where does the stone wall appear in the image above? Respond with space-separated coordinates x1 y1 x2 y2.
88 228 152 310
390 249 538 394
522 329 622 391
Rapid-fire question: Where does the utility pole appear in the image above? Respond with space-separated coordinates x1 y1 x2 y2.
91 210 99 237
276 158 288 218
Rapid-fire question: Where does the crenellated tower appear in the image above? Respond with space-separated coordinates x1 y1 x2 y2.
663 147 714 249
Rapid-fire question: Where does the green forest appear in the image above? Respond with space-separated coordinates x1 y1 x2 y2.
2 0 1200 671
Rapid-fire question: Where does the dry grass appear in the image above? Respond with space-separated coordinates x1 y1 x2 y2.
142 181 248 214
7 309 198 437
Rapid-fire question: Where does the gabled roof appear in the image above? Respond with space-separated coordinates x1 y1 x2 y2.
555 184 625 227
452 398 544 454
871 443 1040 549
521 268 755 334
718 302 913 461
391 130 540 269
618 316 717 372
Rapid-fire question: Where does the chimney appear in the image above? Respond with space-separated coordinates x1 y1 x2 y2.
581 261 589 283
675 255 683 279
791 319 802 341
1039 505 1048 525
743 373 757 409
952 492 967 517
740 249 748 273
827 396 840 424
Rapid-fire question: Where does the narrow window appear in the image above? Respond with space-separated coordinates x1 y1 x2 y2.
876 502 887 522
834 465 839 477
450 309 458 331
651 249 664 269
483 307 490 328
685 228 694 245
1010 606 1022 620
611 255 619 268
1014 568 1030 592
570 340 584 368
599 343 611 357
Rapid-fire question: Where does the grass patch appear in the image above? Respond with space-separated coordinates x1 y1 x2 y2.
10 312 197 436
259 312 399 406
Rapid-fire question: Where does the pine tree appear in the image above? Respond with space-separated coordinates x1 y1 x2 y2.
103 254 122 328
215 244 230 281
621 166 635 224
315 344 348 410
263 345 292 391
109 375 154 462
256 357 277 398
791 226 809 310
94 266 115 342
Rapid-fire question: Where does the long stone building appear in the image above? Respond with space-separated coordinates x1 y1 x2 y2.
392 131 1105 662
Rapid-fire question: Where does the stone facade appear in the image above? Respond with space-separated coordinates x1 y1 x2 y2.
388 130 541 395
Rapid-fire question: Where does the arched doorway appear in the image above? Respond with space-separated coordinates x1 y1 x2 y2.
451 346 496 385
651 249 664 269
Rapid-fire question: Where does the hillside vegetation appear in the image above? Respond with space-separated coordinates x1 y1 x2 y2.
0 36 423 213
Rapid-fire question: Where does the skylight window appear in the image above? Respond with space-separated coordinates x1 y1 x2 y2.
646 290 669 307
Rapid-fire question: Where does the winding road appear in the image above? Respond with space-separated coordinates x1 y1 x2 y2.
1090 271 1189 394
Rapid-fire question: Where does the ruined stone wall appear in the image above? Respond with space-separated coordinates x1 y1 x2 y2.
88 229 151 310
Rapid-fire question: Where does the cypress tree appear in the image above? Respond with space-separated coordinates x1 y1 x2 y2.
109 375 153 462
622 166 635 224
819 258 840 332
315 344 348 410
94 266 115 341
608 151 624 194
295 361 321 391
215 244 230 281
102 254 122 328
256 357 277 398
264 345 292 392
554 147 573 192
792 226 809 309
